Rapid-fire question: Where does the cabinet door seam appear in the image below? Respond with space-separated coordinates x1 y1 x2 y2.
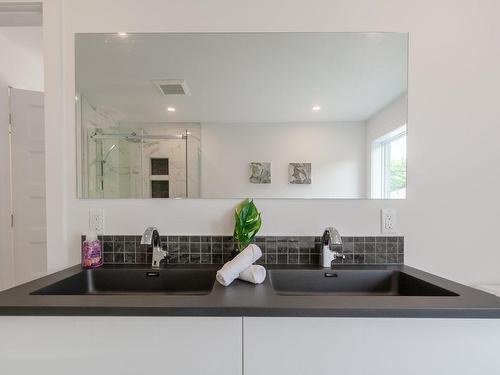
241 316 245 375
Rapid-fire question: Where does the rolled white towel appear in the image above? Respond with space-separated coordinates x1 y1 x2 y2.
216 244 262 286
239 265 267 285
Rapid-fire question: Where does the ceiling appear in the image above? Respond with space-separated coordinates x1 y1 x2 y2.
76 32 407 123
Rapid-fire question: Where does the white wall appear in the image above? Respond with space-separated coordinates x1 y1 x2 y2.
40 0 500 286
0 26 43 290
201 122 366 198
367 94 408 143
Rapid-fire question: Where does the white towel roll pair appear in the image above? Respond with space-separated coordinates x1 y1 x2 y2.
216 244 267 286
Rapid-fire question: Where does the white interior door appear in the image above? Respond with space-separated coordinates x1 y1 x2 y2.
10 88 46 284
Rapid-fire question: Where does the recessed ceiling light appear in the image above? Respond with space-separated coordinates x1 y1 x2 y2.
166 107 176 112
117 32 128 37
312 105 321 111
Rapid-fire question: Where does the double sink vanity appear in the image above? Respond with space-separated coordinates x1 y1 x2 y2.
2 243 500 374
1 261 498 318
4 227 491 319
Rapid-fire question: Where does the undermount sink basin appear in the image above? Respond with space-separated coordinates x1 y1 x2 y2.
270 269 459 296
31 268 216 296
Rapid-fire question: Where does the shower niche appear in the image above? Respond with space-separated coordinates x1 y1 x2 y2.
150 158 170 198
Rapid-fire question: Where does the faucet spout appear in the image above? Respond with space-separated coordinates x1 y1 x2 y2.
323 227 343 247
141 227 167 268
321 227 345 267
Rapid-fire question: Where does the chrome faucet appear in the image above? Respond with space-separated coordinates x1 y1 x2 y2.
322 227 345 267
141 227 167 268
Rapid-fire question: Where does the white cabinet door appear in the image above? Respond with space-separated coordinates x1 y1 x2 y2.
10 88 46 285
0 316 242 375
244 317 500 375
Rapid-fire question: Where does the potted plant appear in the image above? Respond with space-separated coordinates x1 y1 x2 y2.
232 198 262 257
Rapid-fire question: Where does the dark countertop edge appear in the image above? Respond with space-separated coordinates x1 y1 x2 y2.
1 307 499 319
1 264 500 319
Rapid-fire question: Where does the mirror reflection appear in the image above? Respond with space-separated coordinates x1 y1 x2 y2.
76 32 407 199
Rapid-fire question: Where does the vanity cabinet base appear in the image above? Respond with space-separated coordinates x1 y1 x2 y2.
243 317 500 375
0 317 242 375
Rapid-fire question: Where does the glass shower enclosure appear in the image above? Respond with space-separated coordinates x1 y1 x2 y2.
82 127 199 199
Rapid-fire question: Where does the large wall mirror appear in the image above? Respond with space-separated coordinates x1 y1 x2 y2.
76 32 408 199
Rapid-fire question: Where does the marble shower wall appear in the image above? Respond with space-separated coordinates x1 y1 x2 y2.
132 123 201 198
142 132 187 198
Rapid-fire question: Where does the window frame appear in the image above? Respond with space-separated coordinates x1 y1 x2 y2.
371 124 407 199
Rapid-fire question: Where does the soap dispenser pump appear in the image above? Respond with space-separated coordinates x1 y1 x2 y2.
321 227 344 267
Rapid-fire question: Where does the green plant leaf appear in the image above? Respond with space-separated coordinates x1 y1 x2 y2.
233 199 262 252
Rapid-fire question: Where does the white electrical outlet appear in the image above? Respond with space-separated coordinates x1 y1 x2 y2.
381 208 396 234
89 209 104 233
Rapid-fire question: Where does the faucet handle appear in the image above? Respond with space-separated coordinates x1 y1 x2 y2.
333 251 345 260
322 228 331 245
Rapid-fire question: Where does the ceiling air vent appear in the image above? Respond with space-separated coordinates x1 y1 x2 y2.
152 79 191 96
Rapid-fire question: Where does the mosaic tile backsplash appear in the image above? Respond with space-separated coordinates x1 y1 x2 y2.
82 235 404 266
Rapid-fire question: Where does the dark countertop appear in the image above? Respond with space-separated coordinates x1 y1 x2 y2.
1 264 500 318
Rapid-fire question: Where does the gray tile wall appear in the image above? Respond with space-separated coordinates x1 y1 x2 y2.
82 235 404 266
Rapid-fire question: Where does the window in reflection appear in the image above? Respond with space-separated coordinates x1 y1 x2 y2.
371 125 407 199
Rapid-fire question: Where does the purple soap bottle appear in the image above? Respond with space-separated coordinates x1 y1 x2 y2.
82 232 103 269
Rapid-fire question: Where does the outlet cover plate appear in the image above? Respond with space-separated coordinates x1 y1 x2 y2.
381 208 396 234
89 209 104 234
